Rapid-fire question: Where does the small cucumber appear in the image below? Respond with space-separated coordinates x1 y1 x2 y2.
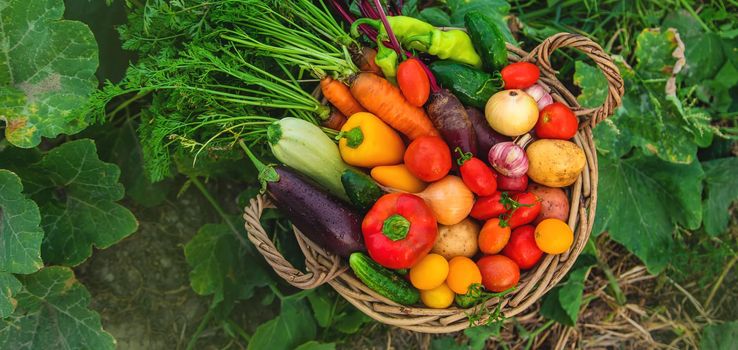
349 252 419 305
430 61 502 108
465 11 509 72
341 169 384 211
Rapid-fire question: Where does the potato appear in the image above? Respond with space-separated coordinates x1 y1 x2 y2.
431 219 479 259
526 139 585 187
528 183 570 225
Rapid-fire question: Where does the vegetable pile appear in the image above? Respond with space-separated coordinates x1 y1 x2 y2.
92 0 589 312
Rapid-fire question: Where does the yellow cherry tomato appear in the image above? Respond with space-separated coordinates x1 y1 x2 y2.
420 282 455 309
409 253 449 290
370 164 427 193
534 218 574 254
446 256 482 294
338 112 405 167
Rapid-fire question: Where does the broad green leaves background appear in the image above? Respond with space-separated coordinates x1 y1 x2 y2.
0 0 99 148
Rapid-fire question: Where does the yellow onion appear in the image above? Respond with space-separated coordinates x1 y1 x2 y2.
484 90 538 136
416 176 474 226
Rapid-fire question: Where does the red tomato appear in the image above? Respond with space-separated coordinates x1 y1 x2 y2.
501 62 540 90
470 192 506 220
535 102 579 139
502 192 542 229
497 173 528 192
397 58 431 107
502 225 544 269
458 154 497 196
477 255 520 292
404 136 451 182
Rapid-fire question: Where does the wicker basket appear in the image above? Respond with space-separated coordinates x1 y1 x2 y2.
243 33 624 333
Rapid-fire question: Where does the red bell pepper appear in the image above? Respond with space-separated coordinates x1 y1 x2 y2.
456 148 497 196
362 193 438 269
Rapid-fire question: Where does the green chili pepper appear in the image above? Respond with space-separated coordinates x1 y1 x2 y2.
351 16 482 69
374 40 398 82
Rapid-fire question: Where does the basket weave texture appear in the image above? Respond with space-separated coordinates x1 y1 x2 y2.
243 33 624 333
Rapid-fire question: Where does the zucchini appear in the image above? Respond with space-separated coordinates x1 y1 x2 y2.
269 118 349 200
341 168 384 211
349 252 419 305
465 11 509 72
268 118 382 208
430 61 502 108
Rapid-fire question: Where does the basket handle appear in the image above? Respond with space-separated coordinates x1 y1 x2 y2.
243 195 346 289
524 33 625 127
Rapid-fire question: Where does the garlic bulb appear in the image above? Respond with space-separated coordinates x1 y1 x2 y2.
525 84 554 110
488 142 529 177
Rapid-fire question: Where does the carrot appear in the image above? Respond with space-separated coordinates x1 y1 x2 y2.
350 72 439 140
321 76 367 117
321 107 347 131
356 47 383 75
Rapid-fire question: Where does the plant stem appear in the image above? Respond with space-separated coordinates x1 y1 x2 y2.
186 305 215 350
598 258 626 305
679 0 711 32
189 176 246 247
226 319 252 343
704 253 738 308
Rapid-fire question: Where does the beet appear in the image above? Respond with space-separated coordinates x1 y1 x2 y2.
465 107 510 158
426 89 477 156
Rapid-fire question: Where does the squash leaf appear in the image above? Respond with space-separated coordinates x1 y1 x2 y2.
0 170 43 274
0 0 99 148
593 151 704 273
184 221 271 311
28 140 138 266
702 157 738 236
0 266 115 349
540 250 597 326
700 321 738 350
573 61 608 108
248 298 317 350
0 272 22 318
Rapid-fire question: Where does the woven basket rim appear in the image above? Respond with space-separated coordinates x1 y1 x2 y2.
243 32 624 333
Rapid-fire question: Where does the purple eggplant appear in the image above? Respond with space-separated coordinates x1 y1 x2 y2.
427 89 477 156
465 107 510 158
243 143 364 257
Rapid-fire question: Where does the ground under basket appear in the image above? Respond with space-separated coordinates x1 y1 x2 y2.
243 33 624 333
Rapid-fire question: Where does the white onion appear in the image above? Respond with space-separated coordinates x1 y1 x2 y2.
488 142 529 177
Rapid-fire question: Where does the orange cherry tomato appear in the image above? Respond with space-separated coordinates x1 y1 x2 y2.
446 256 482 294
478 218 511 254
534 218 574 254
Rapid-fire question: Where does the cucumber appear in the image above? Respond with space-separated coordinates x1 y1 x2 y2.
341 169 384 211
349 252 419 305
465 11 509 72
430 61 502 108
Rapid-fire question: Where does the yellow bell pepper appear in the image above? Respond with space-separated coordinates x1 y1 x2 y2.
370 164 427 193
338 112 405 167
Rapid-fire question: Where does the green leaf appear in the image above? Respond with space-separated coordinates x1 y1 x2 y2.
0 0 99 148
294 341 336 350
593 151 704 273
573 61 608 108
248 298 317 350
634 28 679 79
594 90 701 164
662 10 725 82
464 323 501 350
540 253 597 326
307 288 334 328
702 158 738 236
0 170 43 273
32 139 138 266
0 272 22 318
700 321 738 350
430 336 466 350
332 308 372 334
0 266 115 349
184 222 271 308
